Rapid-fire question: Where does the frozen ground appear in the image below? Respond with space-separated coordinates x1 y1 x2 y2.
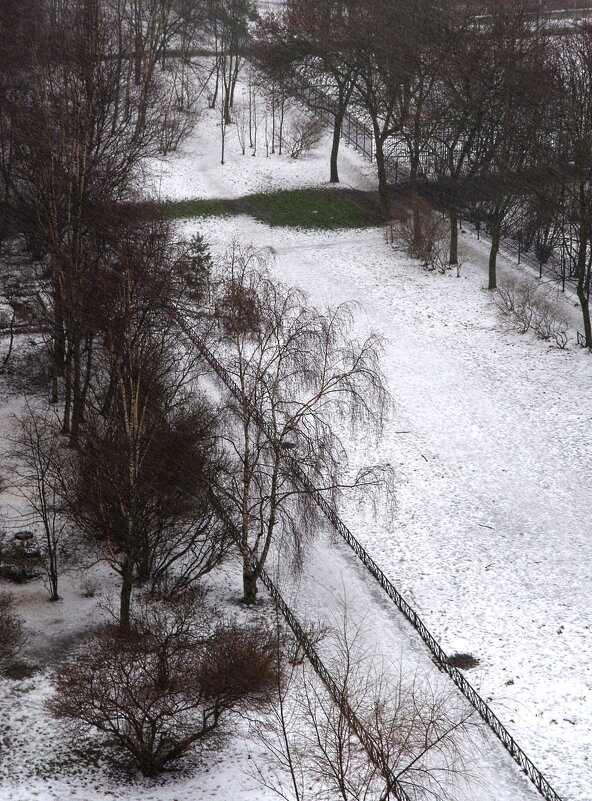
172 102 592 798
145 95 377 201
193 211 592 801
1 84 591 801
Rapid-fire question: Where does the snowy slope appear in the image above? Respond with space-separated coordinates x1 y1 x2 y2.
1 80 590 801
191 212 592 800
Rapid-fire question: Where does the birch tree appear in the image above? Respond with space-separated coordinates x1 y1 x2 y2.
209 244 390 604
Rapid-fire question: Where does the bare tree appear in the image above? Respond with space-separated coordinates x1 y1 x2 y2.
254 0 358 183
477 2 554 290
59 221 226 629
14 405 68 601
49 597 278 775
428 9 493 267
254 609 480 801
206 244 391 604
209 0 254 124
554 25 592 345
10 0 197 441
347 0 430 214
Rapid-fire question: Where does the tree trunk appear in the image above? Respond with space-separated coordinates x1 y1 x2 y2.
374 139 390 215
224 91 232 126
449 199 458 266
330 109 345 183
62 340 72 435
242 565 258 604
70 334 82 446
577 274 591 348
79 335 93 423
576 184 591 346
51 268 65 405
136 551 151 586
120 557 134 632
229 58 240 109
47 542 59 601
488 217 501 290
409 158 421 251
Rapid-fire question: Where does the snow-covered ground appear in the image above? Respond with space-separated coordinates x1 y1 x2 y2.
169 102 592 798
192 211 592 801
145 102 377 201
2 83 591 801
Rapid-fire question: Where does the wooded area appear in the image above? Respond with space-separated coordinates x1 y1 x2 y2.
0 0 588 798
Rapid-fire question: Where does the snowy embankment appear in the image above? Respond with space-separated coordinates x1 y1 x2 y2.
1 89 590 801
163 98 592 799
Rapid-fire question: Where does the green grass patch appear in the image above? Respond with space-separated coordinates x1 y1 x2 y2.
238 188 386 230
139 188 387 230
150 197 230 220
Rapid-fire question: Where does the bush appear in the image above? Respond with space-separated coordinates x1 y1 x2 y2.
395 204 450 272
495 276 569 348
286 112 324 160
0 592 25 674
79 575 100 598
0 530 43 583
49 599 278 776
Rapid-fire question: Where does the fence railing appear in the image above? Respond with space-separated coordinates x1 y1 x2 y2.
196 338 565 801
208 491 413 801
285 75 403 177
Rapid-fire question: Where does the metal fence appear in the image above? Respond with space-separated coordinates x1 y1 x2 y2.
284 76 385 169
196 339 565 801
208 492 413 801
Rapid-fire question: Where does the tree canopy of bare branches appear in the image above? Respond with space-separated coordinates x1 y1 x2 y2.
49 597 278 775
207 243 391 604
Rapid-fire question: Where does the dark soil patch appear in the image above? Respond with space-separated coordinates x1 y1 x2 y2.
447 652 480 670
3 659 40 680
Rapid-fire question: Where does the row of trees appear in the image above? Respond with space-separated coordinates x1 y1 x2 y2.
255 0 592 344
0 0 477 789
0 0 391 626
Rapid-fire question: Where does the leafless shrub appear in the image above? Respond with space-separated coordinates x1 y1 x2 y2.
551 323 569 349
49 598 278 776
447 653 480 670
0 591 25 674
13 405 68 601
396 206 450 272
495 276 570 347
79 575 100 598
286 112 324 159
0 529 43 583
158 78 199 155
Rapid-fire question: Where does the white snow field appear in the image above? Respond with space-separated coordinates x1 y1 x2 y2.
1 91 591 801
173 102 592 798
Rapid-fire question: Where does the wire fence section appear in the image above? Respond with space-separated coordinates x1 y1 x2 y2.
197 340 565 801
207 492 413 801
285 75 398 173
